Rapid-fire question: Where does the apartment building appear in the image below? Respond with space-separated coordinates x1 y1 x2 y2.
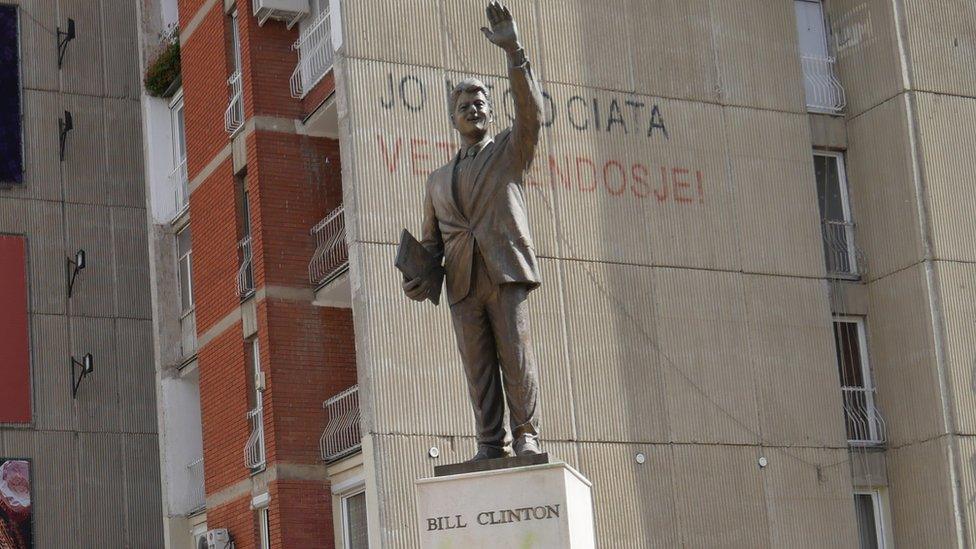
0 0 164 546
138 0 976 547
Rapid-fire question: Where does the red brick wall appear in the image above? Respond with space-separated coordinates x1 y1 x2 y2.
179 0 354 546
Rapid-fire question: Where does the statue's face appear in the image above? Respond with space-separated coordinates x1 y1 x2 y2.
452 90 493 140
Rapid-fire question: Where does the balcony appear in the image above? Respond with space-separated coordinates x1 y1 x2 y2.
309 205 348 287
800 55 846 114
224 71 244 135
244 406 266 470
171 157 189 221
252 0 307 28
821 219 862 279
237 236 255 299
320 385 361 462
290 6 335 99
185 457 205 512
842 386 886 447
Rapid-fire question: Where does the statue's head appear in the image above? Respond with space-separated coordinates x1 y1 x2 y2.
449 78 494 141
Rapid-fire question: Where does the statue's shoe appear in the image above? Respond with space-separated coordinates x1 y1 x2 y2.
469 445 509 462
513 436 542 457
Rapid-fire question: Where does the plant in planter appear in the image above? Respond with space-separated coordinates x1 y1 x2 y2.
145 24 181 98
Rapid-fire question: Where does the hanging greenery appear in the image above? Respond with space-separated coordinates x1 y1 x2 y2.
144 25 181 98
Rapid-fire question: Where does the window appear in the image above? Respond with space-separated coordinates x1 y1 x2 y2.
0 5 23 183
171 93 189 215
341 491 368 549
237 184 254 297
258 507 271 549
854 490 889 549
224 10 244 134
177 226 194 315
794 0 846 112
243 338 265 470
0 235 30 423
814 151 859 278
833 317 885 445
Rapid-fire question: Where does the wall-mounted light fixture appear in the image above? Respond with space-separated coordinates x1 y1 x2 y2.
66 249 85 297
59 111 73 162
57 18 75 68
70 352 93 398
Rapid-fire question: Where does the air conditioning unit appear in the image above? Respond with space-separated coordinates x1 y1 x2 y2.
252 0 309 28
205 529 233 549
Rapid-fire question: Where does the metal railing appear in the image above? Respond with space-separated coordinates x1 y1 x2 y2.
821 219 862 279
186 457 205 512
320 385 361 462
237 236 255 298
309 206 348 287
290 7 335 98
171 157 189 220
841 386 887 446
244 406 266 470
801 55 846 113
224 71 245 135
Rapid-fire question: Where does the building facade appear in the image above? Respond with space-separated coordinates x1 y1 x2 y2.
141 0 976 547
0 0 164 547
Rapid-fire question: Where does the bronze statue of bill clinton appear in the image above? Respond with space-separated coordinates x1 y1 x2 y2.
401 1 545 461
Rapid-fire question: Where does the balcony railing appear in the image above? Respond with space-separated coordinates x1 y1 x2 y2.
801 55 846 113
309 206 348 287
237 236 255 298
290 7 335 98
185 457 205 512
320 385 361 462
821 219 862 279
244 406 266 470
842 386 887 446
224 72 244 135
171 157 189 220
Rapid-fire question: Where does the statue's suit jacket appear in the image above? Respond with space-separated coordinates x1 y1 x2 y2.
421 60 545 305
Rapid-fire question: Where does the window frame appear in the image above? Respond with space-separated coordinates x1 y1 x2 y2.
833 315 882 444
340 488 368 549
176 224 194 317
814 150 859 277
169 90 187 169
853 488 890 549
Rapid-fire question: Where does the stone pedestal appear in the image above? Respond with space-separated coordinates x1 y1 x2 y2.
415 461 595 548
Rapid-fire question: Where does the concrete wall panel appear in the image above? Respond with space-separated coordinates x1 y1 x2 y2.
727 107 825 277
60 0 105 97
442 0 542 80
18 0 58 92
123 433 165 544
113 206 152 319
847 95 922 280
710 0 804 113
935 261 976 435
14 89 62 201
887 437 959 547
26 199 66 314
655 268 759 445
745 275 845 447
915 92 976 262
117 318 157 434
577 442 676 548
62 94 110 204
105 99 147 208
867 264 944 445
72 316 121 432
827 0 903 117
30 314 73 432
761 447 859 547
77 432 126 548
902 0 976 99
100 0 141 99
341 0 444 68
65 203 116 317
562 261 668 443
672 444 770 548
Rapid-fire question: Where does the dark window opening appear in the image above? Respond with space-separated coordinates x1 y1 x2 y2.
0 6 23 184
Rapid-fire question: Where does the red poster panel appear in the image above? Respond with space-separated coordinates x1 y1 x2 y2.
0 236 30 423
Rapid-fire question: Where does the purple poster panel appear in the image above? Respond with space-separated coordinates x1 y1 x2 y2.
0 459 31 548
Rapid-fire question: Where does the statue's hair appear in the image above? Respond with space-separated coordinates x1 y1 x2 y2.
448 77 492 116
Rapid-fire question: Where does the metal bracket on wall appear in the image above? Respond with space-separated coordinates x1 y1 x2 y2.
66 249 85 297
58 111 73 162
57 18 75 68
70 353 93 398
